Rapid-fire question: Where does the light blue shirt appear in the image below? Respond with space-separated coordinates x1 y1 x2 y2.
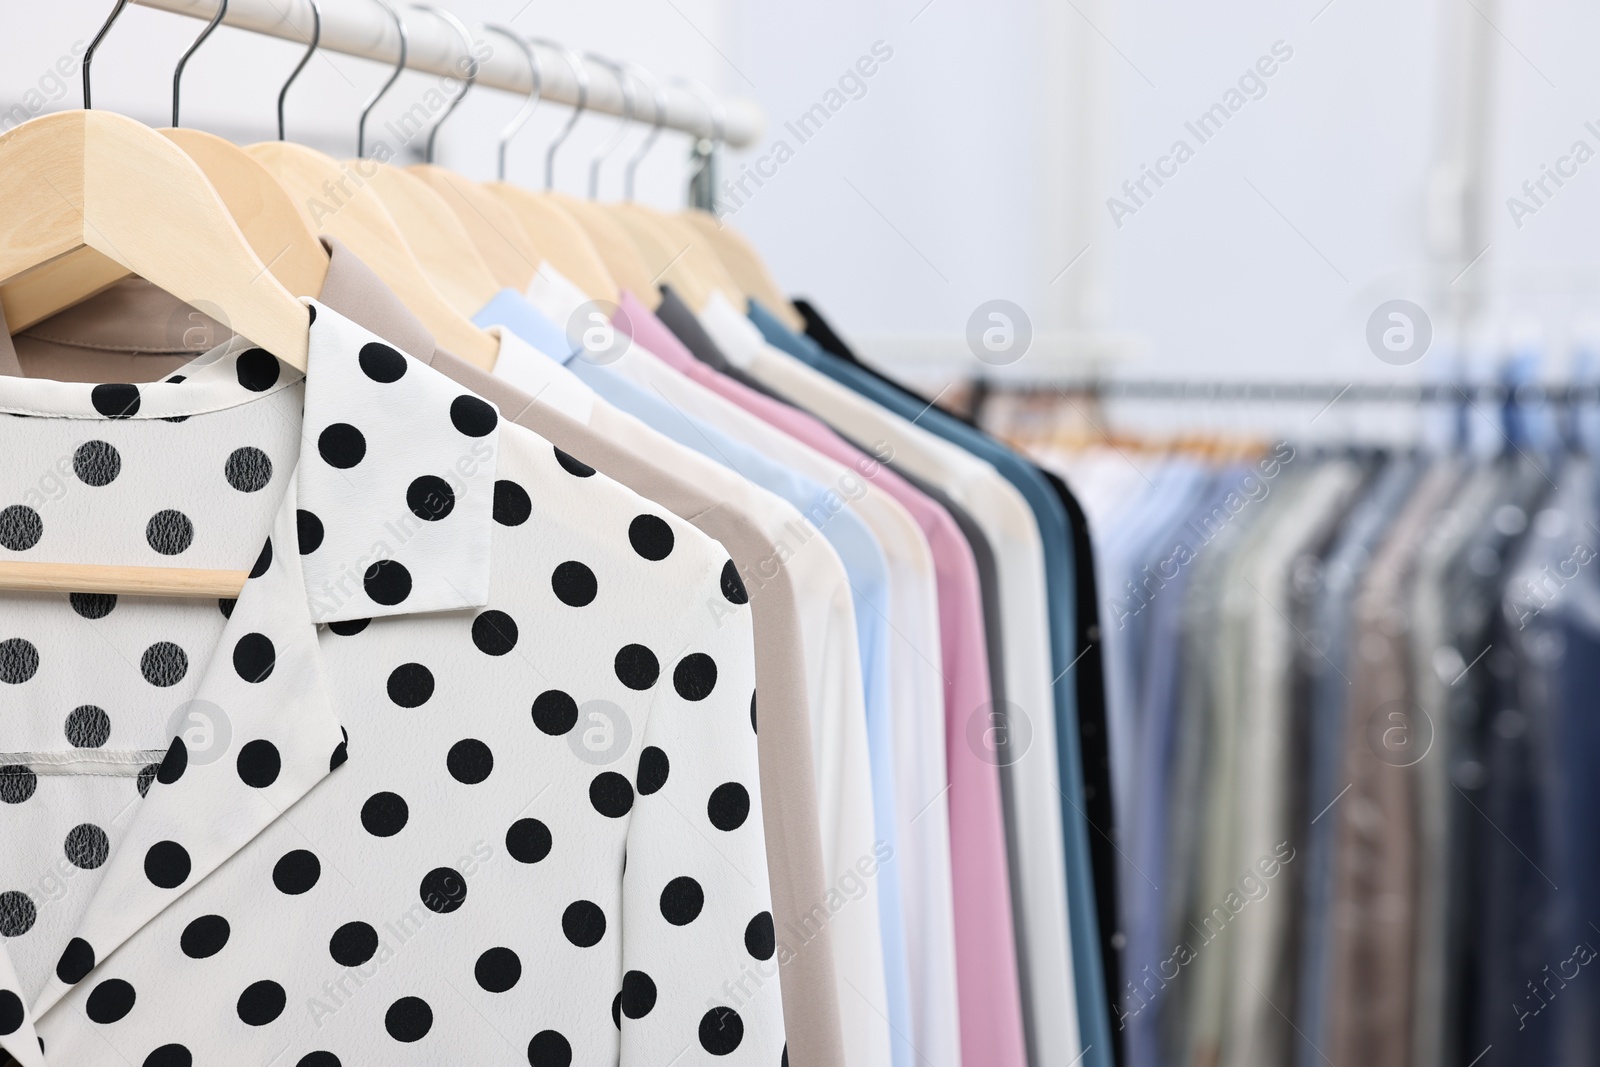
474 294 913 1066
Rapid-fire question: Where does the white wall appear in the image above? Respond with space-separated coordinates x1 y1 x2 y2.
4 0 1597 398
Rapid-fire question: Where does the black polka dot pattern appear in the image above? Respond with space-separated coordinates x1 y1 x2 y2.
224 446 273 492
531 690 579 735
86 978 136 1023
0 765 36 803
674 653 718 701
180 915 229 959
528 1030 572 1067
474 947 521 993
0 637 37 684
236 349 282 392
0 891 36 937
140 642 188 687
506 818 552 863
69 592 117 619
637 747 669 795
406 475 455 522
0 305 781 1063
385 996 433 1042
236 979 287 1025
57 937 96 982
493 480 532 525
561 901 606 947
145 509 194 555
91 383 140 418
470 610 518 655
420 868 467 913
364 559 412 605
700 1006 745 1055
449 395 497 437
628 514 675 561
73 440 121 486
65 704 111 747
272 850 321 895
297 509 325 554
65 823 110 869
359 342 408 383
0 505 41 552
708 783 752 832
614 644 660 690
550 561 597 607
329 921 379 967
318 423 366 468
361 792 409 837
660 876 704 926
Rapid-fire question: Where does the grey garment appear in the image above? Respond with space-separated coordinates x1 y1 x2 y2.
1164 464 1285 1067
1440 458 1549 1065
1223 461 1364 1067
1406 463 1502 1067
1 251 849 1067
656 286 738 374
1189 466 1314 1067
1326 462 1462 1067
1293 456 1420 1067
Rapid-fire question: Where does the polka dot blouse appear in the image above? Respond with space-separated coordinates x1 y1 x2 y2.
0 304 784 1066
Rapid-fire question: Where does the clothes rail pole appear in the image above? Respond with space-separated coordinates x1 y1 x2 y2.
125 0 764 147
1036 380 1600 404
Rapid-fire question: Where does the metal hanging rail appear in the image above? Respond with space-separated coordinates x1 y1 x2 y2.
1038 379 1600 404
126 0 763 147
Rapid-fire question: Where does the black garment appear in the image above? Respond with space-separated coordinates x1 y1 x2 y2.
794 296 1125 1067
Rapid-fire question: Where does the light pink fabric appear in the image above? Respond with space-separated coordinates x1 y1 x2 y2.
618 293 1026 1067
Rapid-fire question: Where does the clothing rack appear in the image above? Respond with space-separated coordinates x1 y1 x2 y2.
994 379 1600 404
127 0 763 147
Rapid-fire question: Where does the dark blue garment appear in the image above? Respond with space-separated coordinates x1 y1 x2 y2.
748 301 1114 1067
1293 457 1418 1067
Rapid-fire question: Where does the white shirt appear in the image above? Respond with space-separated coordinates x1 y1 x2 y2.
728 339 1085 1067
0 304 783 1067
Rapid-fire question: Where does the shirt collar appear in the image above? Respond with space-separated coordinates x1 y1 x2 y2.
0 296 500 625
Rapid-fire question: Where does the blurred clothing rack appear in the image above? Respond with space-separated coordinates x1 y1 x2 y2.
977 378 1600 405
126 0 764 146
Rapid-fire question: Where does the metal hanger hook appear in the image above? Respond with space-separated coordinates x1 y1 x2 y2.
623 63 667 202
172 0 229 128
83 0 131 110
584 54 636 200
410 5 479 165
483 26 541 182
277 0 321 141
357 0 408 159
673 77 726 186
532 39 588 191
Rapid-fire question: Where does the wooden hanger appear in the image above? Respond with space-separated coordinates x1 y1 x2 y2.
589 198 716 310
488 184 620 302
679 208 806 328
628 206 744 305
163 128 328 298
247 141 499 368
360 163 502 315
553 197 661 307
0 112 309 366
0 112 312 599
409 165 542 291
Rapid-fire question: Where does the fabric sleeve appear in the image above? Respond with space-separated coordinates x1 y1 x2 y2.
619 551 786 1064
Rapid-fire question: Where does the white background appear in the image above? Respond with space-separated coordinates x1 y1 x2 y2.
4 0 1599 389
